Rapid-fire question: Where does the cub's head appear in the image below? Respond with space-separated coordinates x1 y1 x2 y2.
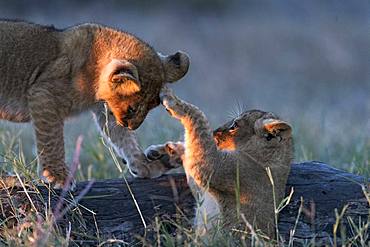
214 110 293 158
95 30 189 130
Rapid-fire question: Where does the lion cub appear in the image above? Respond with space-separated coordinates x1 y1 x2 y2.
0 20 189 187
146 87 293 236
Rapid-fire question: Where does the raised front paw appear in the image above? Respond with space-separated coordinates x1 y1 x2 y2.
160 86 177 107
160 87 185 119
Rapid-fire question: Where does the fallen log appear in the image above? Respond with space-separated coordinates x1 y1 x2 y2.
0 161 369 246
280 162 369 245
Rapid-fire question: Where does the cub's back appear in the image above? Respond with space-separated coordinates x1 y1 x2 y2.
0 20 62 92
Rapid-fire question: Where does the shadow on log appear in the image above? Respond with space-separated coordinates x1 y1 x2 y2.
1 161 369 246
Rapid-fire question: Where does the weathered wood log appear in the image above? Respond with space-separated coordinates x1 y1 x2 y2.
1 161 369 246
280 162 369 245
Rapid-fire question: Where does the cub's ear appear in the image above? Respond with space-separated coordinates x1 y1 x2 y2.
106 59 141 95
159 51 190 83
262 119 292 137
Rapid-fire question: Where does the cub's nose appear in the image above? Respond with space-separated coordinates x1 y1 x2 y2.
213 129 224 145
120 118 128 127
147 150 161 160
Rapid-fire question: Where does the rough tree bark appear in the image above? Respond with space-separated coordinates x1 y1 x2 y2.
0 161 369 246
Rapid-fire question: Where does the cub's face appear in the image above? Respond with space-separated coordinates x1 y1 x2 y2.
213 110 292 151
97 44 189 130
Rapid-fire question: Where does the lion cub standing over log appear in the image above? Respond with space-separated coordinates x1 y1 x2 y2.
0 20 189 187
146 87 293 236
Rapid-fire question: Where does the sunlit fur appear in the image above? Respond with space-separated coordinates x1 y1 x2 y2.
0 20 189 187
145 87 293 237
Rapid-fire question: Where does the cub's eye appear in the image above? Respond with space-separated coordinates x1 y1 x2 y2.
229 121 239 132
115 68 134 77
127 106 135 116
111 69 134 84
264 133 275 141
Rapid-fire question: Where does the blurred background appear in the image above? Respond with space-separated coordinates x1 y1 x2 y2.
0 0 369 179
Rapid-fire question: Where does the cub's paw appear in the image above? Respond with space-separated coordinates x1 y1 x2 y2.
126 159 150 178
160 87 185 118
160 86 177 108
145 142 184 174
126 156 177 179
143 159 172 178
41 168 75 190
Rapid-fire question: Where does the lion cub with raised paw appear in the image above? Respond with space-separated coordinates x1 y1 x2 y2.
146 87 293 237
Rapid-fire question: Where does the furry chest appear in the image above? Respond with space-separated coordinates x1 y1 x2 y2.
193 188 221 233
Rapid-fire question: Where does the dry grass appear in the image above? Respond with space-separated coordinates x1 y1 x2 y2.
0 129 368 246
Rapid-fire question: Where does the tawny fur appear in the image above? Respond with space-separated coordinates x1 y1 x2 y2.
0 20 189 187
146 87 293 237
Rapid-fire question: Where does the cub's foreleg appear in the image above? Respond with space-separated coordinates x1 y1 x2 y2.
92 103 169 178
28 88 69 188
160 87 222 187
